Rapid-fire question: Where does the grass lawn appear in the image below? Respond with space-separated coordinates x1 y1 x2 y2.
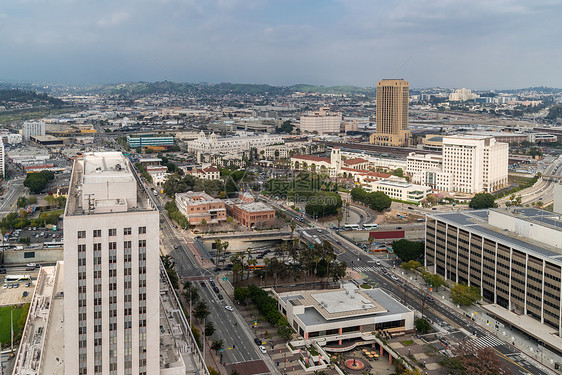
508 174 533 185
0 305 29 347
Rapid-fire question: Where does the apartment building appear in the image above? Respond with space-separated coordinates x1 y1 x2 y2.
299 107 342 135
64 152 160 375
187 131 283 154
175 191 227 225
425 208 562 336
22 120 46 140
126 135 174 148
370 79 410 147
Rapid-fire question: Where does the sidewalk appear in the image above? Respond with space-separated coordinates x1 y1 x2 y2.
394 268 561 375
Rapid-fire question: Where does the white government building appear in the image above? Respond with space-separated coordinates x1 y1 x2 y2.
407 135 508 194
299 107 342 134
187 131 283 154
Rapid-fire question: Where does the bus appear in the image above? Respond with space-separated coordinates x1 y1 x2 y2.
247 264 266 270
45 241 63 248
5 275 32 282
344 224 361 231
362 224 379 230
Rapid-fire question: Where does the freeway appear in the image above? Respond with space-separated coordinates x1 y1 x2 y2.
307 227 551 375
0 177 24 216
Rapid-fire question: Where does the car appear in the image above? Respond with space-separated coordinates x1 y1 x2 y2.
407 206 413 210
210 280 216 287
425 296 435 302
200 281 206 287
13 283 19 288
0 268 6 274
375 260 381 266
259 345 267 354
432 207 437 210
209 277 214 282
213 286 219 293
22 291 28 297
225 305 234 311
391 275 399 281
8 284 13 289
25 282 31 287
217 294 224 300
254 338 262 345
2 284 7 289
396 227 402 230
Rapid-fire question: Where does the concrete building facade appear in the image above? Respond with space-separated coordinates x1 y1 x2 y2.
275 283 414 347
370 79 410 147
425 208 562 336
299 107 342 135
64 152 160 375
175 191 227 225
187 131 283 154
442 135 508 193
22 120 46 140
363 176 431 204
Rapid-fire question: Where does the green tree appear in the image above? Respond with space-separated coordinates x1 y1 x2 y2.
194 301 210 321
392 239 424 262
392 168 404 178
211 339 224 354
401 260 422 272
414 318 431 333
233 287 251 305
469 193 495 209
204 321 215 336
450 283 481 306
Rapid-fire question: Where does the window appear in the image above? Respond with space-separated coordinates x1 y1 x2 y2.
138 240 146 248
138 226 146 234
78 231 86 239
93 229 102 238
124 227 131 235
78 244 86 253
109 242 117 250
93 243 102 251
109 228 117 236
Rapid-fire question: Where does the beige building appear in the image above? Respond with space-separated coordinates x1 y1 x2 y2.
426 208 562 343
175 191 227 225
64 152 160 375
187 131 283 154
370 79 410 147
187 165 221 180
442 135 508 193
299 107 342 134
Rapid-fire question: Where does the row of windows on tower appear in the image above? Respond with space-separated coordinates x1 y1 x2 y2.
78 227 147 239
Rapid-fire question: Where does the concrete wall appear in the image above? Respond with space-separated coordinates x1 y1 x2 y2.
3 248 63 264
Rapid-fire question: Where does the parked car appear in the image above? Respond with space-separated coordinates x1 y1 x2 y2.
254 338 262 345
22 291 28 297
225 305 233 311
200 281 206 287
259 345 267 354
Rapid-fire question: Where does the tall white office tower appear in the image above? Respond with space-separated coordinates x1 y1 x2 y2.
64 152 159 375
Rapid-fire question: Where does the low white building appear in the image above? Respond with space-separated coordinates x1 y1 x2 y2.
275 283 414 348
364 176 431 204
187 165 221 181
187 131 283 154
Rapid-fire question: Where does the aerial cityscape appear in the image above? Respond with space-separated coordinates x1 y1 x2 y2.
1 1 562 375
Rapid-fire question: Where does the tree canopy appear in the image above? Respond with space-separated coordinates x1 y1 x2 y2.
23 170 55 193
450 283 481 306
469 193 495 209
392 239 424 262
351 187 392 212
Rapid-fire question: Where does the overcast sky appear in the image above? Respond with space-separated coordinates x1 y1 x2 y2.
1 0 561 89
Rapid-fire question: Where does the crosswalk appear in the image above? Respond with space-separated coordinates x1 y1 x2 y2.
471 334 505 349
354 266 383 274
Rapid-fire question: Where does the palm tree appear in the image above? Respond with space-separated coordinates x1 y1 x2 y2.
313 255 321 278
325 255 333 285
247 258 257 280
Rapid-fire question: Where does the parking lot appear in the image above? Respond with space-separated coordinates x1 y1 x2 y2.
6 227 63 245
1 276 35 306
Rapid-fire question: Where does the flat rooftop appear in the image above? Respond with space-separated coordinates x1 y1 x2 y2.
176 191 223 205
429 208 562 261
66 152 155 216
236 202 274 213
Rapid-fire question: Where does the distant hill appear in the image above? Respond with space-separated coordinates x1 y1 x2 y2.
0 89 65 107
85 81 374 97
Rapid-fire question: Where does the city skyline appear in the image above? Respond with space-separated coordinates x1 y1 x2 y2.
0 0 561 89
